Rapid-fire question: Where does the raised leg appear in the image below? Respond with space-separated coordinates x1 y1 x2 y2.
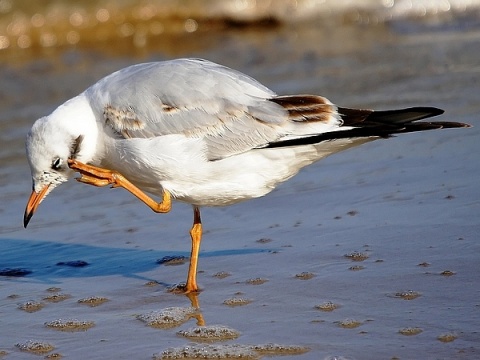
68 159 171 213
184 206 202 293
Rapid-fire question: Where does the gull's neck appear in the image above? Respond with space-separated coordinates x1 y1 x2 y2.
49 93 103 164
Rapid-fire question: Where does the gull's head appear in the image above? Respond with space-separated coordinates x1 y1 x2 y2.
24 94 98 228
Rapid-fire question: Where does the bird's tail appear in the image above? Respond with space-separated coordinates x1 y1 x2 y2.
266 106 470 148
337 106 470 136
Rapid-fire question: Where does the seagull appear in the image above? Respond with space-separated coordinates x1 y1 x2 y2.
24 58 469 293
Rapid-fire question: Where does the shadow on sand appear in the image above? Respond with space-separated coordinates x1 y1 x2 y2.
0 238 268 284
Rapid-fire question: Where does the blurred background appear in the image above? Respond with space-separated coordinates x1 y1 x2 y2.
0 0 477 51
1 1 479 359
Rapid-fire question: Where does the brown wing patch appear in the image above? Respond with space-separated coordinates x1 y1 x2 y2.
161 103 180 113
104 105 146 132
270 95 336 123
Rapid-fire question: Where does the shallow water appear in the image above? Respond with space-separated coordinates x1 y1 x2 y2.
1 2 480 359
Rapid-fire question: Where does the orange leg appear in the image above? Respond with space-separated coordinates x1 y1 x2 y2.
184 206 202 293
68 159 171 213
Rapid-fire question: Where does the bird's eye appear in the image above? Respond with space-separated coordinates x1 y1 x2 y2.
52 158 63 170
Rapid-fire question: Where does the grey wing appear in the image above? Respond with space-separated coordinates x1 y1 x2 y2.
86 59 290 160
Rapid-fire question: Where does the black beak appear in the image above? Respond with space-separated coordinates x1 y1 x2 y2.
24 184 50 228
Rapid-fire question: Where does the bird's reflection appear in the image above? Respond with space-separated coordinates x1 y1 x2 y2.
185 292 206 326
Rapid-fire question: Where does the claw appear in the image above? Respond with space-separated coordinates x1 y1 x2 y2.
76 174 112 187
69 159 117 187
68 158 81 171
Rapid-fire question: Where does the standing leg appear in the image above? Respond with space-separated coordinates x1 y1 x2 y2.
185 206 202 293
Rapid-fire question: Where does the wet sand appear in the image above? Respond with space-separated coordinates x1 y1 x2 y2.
1 6 479 359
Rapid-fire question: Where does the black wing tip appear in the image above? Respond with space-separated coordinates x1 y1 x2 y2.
371 106 445 123
414 106 444 117
435 121 471 129
337 106 446 125
375 107 472 129
408 108 472 129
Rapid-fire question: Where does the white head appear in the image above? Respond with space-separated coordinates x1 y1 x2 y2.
24 94 98 227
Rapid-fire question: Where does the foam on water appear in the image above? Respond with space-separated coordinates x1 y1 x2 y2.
44 319 95 331
315 301 340 312
157 343 310 360
15 340 55 354
177 325 241 341
77 296 109 307
223 297 252 307
137 307 198 329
